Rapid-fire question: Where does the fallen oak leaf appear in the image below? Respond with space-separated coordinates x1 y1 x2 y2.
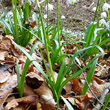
23 83 36 96
0 50 8 61
0 36 22 57
71 78 82 95
41 94 56 106
5 95 37 110
91 76 104 84
0 70 10 83
5 99 19 110
36 102 42 110
41 103 56 110
34 82 56 106
26 72 44 89
92 80 110 93
0 75 17 105
76 94 94 110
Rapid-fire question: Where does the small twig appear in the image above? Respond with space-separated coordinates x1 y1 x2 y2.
74 62 107 108
93 88 110 110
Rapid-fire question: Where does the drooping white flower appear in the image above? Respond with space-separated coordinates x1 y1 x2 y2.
102 3 110 12
92 7 96 12
99 19 106 26
7 11 13 17
44 14 47 19
45 3 54 11
101 12 107 18
66 0 77 6
61 15 66 19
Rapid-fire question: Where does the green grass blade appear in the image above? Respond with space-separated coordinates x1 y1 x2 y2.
55 60 66 92
82 58 98 95
84 22 97 47
11 40 51 86
61 96 74 110
99 38 110 46
16 60 21 89
102 93 110 110
19 60 32 97
58 53 105 97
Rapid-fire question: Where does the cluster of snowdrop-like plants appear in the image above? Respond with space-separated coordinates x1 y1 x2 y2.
2 0 110 110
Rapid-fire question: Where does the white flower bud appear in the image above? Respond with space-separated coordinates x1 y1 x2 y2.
66 0 77 6
45 3 54 11
44 14 47 19
102 3 110 12
99 19 106 26
101 12 107 18
61 15 66 19
92 7 96 12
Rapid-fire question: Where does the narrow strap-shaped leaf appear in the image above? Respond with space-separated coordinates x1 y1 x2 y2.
82 58 98 95
61 96 74 110
16 60 21 89
58 53 105 97
55 60 66 92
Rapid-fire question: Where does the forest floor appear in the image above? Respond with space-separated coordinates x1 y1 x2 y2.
0 0 110 110
0 0 100 33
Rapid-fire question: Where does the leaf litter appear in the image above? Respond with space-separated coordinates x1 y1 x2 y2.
0 35 110 110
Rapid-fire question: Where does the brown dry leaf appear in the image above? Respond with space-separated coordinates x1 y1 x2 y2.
16 95 36 103
5 95 37 110
41 103 56 110
91 76 104 84
27 65 34 73
34 82 53 97
37 102 42 110
5 56 17 65
18 55 27 63
0 75 17 105
0 50 8 60
71 78 82 95
90 85 101 96
76 94 94 110
26 72 44 89
32 53 42 61
65 57 70 65
23 83 36 96
5 99 19 110
0 70 10 83
0 36 12 51
0 36 22 57
34 82 56 106
63 82 72 93
92 80 110 93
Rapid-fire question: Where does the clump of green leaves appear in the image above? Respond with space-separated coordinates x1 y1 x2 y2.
0 0 35 47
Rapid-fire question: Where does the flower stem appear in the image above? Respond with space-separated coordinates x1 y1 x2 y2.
35 0 55 85
57 0 62 55
46 0 50 43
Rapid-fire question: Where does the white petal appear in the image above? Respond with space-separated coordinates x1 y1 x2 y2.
102 3 110 12
92 7 96 12
44 14 47 19
101 12 107 18
61 15 66 19
45 3 54 11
